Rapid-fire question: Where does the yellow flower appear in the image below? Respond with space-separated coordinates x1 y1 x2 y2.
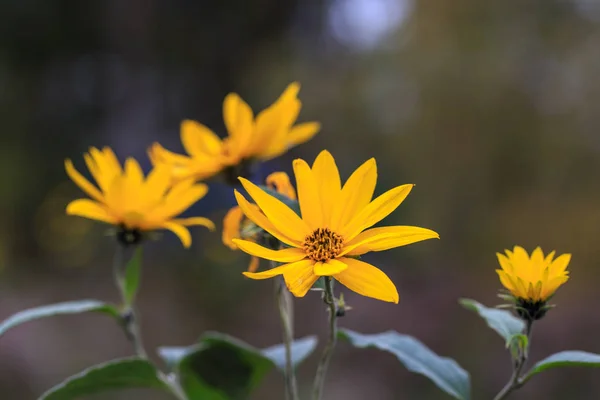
496 246 570 303
222 172 297 272
149 82 320 183
232 150 439 303
65 147 215 248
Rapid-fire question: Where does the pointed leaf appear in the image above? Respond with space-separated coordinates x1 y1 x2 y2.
39 357 168 400
339 329 470 400
0 300 119 337
523 351 600 384
262 335 318 371
459 298 524 343
157 333 317 399
124 247 143 305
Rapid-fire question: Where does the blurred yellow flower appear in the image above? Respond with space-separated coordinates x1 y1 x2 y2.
149 82 320 183
233 150 439 303
496 246 570 303
65 147 214 248
223 172 297 272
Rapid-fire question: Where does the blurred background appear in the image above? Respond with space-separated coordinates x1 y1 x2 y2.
1 0 600 399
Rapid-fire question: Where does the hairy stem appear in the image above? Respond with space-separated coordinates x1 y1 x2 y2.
276 273 299 400
113 244 187 400
312 277 338 400
493 319 534 400
113 244 147 359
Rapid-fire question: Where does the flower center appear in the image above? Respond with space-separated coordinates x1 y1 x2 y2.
117 224 143 246
303 228 343 262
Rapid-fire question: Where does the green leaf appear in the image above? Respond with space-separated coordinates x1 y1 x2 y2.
262 335 318 371
459 298 524 343
124 247 143 305
39 357 168 400
157 333 318 400
523 351 600 383
257 185 301 216
0 300 119 337
339 329 470 400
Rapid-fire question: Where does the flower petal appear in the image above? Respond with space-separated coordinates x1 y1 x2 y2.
314 259 348 276
181 120 223 156
293 158 323 229
543 250 556 264
143 164 172 204
329 157 377 232
232 239 307 263
283 259 319 297
66 199 117 224
342 226 439 256
340 184 414 242
161 222 192 248
234 190 300 248
248 256 260 273
541 275 569 299
243 259 308 280
152 183 208 220
239 178 311 241
496 253 514 274
223 93 254 157
311 150 341 226
222 206 244 249
496 270 516 293
549 253 571 276
334 257 399 303
287 122 320 147
172 217 215 230
65 159 104 202
266 172 297 200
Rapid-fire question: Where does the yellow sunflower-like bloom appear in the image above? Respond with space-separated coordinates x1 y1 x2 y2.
232 150 439 303
65 147 215 248
496 246 570 303
149 82 321 183
222 172 297 272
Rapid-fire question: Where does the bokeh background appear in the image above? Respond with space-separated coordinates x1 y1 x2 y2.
1 1 600 399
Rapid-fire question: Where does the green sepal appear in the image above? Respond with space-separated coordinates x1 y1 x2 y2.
507 333 528 360
123 247 143 305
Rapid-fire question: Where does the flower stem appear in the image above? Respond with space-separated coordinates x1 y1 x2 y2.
275 274 299 400
312 277 338 400
492 319 534 400
113 244 187 400
113 244 147 359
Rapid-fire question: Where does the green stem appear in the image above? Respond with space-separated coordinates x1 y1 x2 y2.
312 277 338 400
493 319 534 400
113 244 187 400
276 275 299 400
158 372 188 400
113 244 147 359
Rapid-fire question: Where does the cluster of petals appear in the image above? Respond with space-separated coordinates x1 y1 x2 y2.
149 82 320 183
222 172 297 272
65 147 214 248
496 246 570 302
232 150 440 303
